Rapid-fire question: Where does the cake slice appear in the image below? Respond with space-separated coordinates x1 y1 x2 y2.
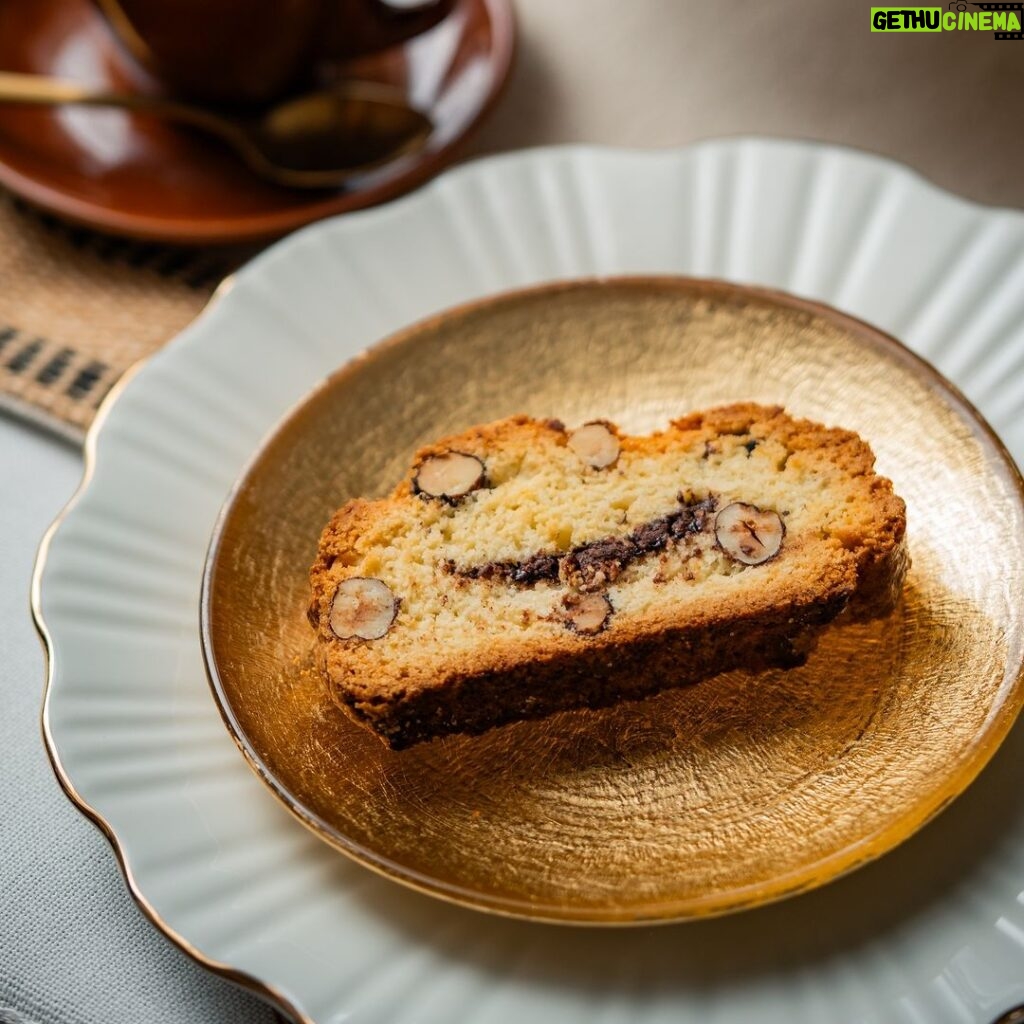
308 404 908 749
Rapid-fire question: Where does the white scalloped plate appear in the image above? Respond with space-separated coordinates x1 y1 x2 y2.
35 140 1024 1024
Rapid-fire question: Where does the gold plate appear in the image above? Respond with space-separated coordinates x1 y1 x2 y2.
202 277 1024 924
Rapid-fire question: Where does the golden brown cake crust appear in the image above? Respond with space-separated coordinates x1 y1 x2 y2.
308 404 908 749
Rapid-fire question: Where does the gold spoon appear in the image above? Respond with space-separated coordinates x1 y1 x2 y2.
0 71 433 189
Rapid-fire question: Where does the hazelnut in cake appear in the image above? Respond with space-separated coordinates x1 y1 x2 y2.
308 404 908 749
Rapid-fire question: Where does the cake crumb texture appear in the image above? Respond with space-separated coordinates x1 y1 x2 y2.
308 404 908 748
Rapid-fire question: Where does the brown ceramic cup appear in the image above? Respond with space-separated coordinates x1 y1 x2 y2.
94 0 455 104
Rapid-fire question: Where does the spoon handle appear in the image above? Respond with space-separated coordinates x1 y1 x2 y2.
0 72 226 129
0 71 183 111
0 71 238 149
0 71 102 105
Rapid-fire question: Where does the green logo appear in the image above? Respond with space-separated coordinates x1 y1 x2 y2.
870 3 1023 35
871 6 942 29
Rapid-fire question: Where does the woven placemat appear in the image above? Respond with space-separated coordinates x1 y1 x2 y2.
0 192 252 444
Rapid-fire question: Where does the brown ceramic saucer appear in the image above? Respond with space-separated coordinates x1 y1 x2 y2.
0 0 514 244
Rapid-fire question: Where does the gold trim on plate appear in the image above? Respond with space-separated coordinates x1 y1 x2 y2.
30 274 316 1024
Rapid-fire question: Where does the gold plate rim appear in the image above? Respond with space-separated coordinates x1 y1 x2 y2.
199 274 1024 926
